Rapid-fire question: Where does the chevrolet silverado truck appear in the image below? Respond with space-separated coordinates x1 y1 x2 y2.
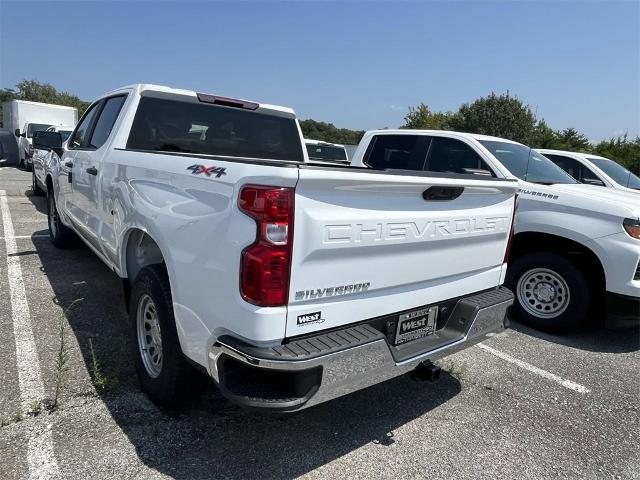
351 130 640 332
538 149 640 194
41 85 516 410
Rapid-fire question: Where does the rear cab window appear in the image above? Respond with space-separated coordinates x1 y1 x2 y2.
126 96 304 162
305 143 348 162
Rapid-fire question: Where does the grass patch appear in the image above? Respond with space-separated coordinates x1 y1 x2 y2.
436 359 469 382
88 337 116 392
28 400 42 416
51 298 83 411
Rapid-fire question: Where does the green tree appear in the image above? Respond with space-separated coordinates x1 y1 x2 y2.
299 119 364 145
593 134 640 175
452 92 537 144
401 103 458 130
532 119 558 148
0 80 90 125
552 127 591 151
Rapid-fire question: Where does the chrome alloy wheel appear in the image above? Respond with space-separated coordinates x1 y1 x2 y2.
136 294 163 378
516 268 571 318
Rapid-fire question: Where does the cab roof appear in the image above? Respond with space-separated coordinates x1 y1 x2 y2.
362 129 523 145
101 83 296 117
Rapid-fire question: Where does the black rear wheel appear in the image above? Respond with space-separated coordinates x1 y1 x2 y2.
47 192 75 248
506 252 590 332
32 170 44 196
130 265 205 408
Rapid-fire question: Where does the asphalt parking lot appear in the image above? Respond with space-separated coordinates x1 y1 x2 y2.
0 167 638 480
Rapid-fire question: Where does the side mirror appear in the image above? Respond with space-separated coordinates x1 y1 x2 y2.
582 178 605 187
33 131 63 151
15 129 21 137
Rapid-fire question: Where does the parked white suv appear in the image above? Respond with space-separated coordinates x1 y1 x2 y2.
41 85 517 410
350 130 640 332
538 149 640 194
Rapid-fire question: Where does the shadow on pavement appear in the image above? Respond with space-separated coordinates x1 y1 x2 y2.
509 320 640 354
25 189 48 215
31 223 463 479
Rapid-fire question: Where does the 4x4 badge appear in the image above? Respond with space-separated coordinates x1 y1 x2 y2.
187 164 227 178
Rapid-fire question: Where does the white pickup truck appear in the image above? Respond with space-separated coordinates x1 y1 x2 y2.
39 84 517 411
538 149 640 194
350 130 640 332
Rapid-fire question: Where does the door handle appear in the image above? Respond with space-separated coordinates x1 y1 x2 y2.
64 161 73 168
86 166 98 176
422 186 464 201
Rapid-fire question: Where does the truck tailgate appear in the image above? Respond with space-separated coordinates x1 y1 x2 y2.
286 169 517 337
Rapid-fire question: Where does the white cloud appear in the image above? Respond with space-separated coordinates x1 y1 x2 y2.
389 104 405 112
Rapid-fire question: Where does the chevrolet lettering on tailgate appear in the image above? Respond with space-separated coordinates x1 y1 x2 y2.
323 217 509 244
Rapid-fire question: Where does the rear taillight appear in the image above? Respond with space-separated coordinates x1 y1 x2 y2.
503 193 519 263
239 185 294 306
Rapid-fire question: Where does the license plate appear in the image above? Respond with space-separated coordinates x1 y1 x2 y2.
394 306 438 346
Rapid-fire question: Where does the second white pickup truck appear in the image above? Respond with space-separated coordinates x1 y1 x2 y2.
37 84 516 411
351 130 640 332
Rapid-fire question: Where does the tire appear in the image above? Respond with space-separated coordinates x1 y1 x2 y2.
505 252 590 332
47 191 75 248
32 170 44 196
129 265 204 408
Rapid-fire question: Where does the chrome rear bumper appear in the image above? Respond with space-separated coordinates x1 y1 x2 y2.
208 287 514 411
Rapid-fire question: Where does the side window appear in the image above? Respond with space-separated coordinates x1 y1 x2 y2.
426 137 493 175
363 135 428 170
580 165 601 183
89 96 126 149
544 154 583 181
69 102 101 149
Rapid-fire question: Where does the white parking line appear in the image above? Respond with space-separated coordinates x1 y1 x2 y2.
477 343 590 394
0 190 60 479
0 234 49 240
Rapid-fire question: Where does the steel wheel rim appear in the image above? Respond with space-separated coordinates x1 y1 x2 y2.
49 197 58 238
136 294 163 378
517 267 571 319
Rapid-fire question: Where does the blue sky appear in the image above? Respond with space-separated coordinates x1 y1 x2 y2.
1 1 638 141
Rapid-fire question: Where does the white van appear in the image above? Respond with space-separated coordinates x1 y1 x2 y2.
2 100 77 169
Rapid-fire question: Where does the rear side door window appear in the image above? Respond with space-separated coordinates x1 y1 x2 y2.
543 154 603 184
88 96 127 149
363 135 429 170
425 137 494 175
544 154 584 181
